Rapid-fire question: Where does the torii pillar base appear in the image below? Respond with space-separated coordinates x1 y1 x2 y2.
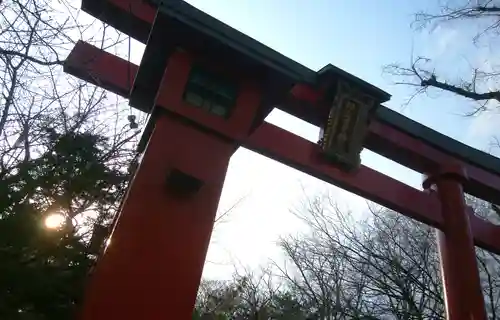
80 112 232 320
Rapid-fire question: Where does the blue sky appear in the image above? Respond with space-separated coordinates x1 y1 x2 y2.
182 0 499 143
124 0 500 279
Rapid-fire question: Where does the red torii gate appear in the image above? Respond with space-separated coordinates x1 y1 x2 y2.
64 0 500 319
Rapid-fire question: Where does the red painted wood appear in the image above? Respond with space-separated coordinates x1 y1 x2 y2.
425 165 487 320
102 0 154 27
469 211 500 254
80 114 232 320
64 42 500 255
154 50 262 140
65 41 444 229
246 123 443 227
77 0 500 206
64 41 140 109
244 126 500 255
65 41 500 205
148 45 444 229
367 119 500 205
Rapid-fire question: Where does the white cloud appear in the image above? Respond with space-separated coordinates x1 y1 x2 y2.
466 110 500 152
426 25 459 58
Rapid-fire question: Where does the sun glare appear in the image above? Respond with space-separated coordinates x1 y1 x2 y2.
44 213 65 229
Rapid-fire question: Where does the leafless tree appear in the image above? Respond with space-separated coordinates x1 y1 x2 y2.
196 268 287 319
1 0 244 242
194 195 500 319
274 196 376 319
0 0 146 236
271 192 500 319
385 0 500 114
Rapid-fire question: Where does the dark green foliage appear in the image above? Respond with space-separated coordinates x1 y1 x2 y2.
0 130 129 320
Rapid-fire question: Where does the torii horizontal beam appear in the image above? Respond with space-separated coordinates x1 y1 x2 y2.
64 40 500 254
78 0 500 207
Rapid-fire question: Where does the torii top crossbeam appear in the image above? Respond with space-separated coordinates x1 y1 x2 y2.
74 0 500 193
65 0 500 249
63 0 500 319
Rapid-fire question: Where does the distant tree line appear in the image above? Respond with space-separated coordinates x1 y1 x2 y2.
193 196 500 320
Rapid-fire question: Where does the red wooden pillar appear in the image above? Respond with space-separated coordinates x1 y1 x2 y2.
423 164 487 320
80 42 263 319
80 113 233 319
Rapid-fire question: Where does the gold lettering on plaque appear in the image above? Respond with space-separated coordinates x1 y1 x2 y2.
335 99 357 152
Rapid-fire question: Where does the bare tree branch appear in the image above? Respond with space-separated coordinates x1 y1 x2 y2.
385 0 500 114
0 48 64 66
